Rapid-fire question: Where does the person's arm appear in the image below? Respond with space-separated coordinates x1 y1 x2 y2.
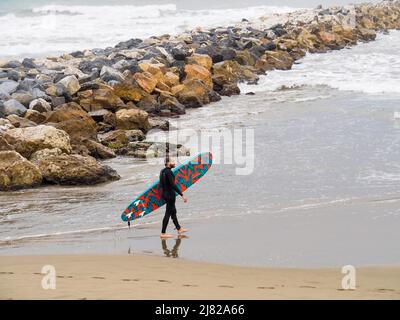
167 170 183 197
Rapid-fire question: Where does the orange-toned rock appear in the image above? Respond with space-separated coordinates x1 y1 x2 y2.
184 64 213 87
164 71 180 87
78 88 125 112
46 102 98 142
186 53 213 70
174 79 211 108
133 72 158 94
113 82 147 102
139 62 167 75
115 108 150 132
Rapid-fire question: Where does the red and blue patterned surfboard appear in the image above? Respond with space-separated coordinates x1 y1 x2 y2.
121 152 213 222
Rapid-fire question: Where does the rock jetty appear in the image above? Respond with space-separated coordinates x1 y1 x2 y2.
0 1 399 190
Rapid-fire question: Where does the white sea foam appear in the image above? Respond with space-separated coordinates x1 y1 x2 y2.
240 30 400 94
0 4 296 58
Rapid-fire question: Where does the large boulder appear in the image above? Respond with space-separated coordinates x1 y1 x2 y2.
0 150 42 191
174 79 217 108
137 95 160 114
186 54 213 70
115 108 150 131
24 109 47 124
160 95 185 115
57 75 81 95
29 98 52 113
6 114 37 128
113 82 147 103
184 64 213 87
255 50 294 71
30 148 63 164
81 139 116 159
100 66 125 82
38 154 120 185
10 92 35 107
0 80 19 96
78 88 126 112
3 125 72 158
1 99 27 117
133 72 158 94
45 102 97 142
98 129 145 149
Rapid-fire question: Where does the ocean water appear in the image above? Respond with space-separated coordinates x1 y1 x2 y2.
0 27 399 268
0 1 297 58
0 0 379 59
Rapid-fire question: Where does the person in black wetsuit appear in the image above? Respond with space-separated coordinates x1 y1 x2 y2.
160 156 188 238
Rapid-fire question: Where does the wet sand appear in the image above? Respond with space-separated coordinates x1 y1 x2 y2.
1 254 399 299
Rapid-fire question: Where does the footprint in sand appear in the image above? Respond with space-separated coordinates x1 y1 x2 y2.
158 279 171 283
377 288 395 293
92 276 106 280
0 271 14 275
121 279 140 282
337 288 356 291
56 275 74 279
257 286 275 290
182 284 198 287
218 285 234 289
299 285 317 289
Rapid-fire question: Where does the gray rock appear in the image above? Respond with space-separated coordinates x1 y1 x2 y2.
57 75 80 95
79 58 111 74
51 96 66 107
171 45 191 61
31 87 50 101
22 58 37 69
1 99 27 117
100 66 125 82
29 98 52 113
2 61 22 69
17 79 40 92
11 92 35 107
0 80 19 96
115 38 143 50
7 70 21 82
112 59 132 71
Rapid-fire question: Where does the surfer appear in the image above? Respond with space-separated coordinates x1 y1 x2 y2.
160 157 188 238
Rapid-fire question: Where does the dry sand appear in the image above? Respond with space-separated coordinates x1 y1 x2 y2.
1 254 399 299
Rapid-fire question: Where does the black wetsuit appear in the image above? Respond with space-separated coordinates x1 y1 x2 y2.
160 167 182 233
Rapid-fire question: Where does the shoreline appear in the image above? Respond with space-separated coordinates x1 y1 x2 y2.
1 1 400 191
1 254 399 299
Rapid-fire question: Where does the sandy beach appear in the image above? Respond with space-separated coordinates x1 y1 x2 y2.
1 0 400 301
1 254 399 300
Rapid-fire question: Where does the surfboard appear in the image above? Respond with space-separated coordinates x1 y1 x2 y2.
121 152 213 222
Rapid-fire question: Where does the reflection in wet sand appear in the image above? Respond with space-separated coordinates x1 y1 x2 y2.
161 236 187 258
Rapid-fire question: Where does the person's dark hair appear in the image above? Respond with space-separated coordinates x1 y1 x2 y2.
164 156 170 167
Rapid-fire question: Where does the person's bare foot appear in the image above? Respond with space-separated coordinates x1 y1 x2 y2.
178 228 188 234
160 233 174 238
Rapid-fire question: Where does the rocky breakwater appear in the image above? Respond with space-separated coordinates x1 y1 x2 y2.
0 1 399 191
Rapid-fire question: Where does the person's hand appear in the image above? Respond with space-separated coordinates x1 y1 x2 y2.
182 195 188 203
